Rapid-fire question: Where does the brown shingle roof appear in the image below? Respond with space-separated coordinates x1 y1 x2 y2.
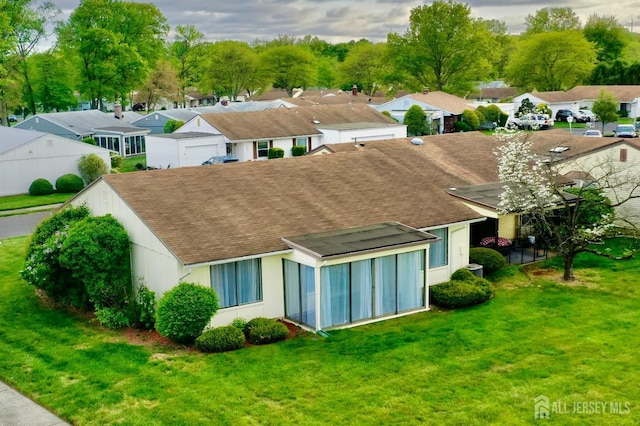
199 104 398 141
524 91 575 103
567 85 640 102
102 150 482 265
525 129 640 159
323 132 501 189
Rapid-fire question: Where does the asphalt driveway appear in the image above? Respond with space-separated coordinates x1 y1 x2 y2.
0 211 53 239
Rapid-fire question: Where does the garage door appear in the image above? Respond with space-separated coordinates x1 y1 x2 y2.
184 145 220 167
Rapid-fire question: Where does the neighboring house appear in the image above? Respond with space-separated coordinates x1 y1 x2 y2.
175 104 406 162
374 90 476 134
0 127 111 196
70 149 485 331
192 99 297 113
513 85 640 119
131 110 199 135
14 110 149 158
145 132 227 169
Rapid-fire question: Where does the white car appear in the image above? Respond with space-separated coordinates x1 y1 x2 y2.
583 129 602 137
579 110 597 122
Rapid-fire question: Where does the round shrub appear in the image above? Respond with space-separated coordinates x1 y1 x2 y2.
430 278 492 309
230 317 247 332
55 174 84 193
195 326 245 353
469 247 507 274
155 282 219 344
110 154 123 169
450 268 476 281
244 317 289 345
29 178 54 195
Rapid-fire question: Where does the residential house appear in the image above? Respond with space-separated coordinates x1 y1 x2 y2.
131 109 200 135
70 149 485 331
15 109 149 158
374 90 476 134
174 104 406 162
0 127 111 196
513 85 640 119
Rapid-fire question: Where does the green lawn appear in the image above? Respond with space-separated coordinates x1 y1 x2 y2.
120 154 146 172
0 193 73 212
1 237 639 425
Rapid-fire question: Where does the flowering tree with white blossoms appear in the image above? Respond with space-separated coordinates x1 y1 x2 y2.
493 128 638 281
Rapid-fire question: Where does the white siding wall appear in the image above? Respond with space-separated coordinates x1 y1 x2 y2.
175 118 221 134
318 126 407 145
424 223 472 285
71 180 181 296
145 136 178 169
0 136 111 196
555 145 640 224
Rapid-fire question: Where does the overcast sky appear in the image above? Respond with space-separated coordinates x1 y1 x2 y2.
50 0 640 44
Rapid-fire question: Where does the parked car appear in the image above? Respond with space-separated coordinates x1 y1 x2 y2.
555 109 586 123
583 129 602 137
579 110 597 122
512 113 554 130
202 155 239 165
8 114 17 122
613 124 637 138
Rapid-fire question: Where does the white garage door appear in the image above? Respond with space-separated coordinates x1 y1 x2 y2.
184 145 220 167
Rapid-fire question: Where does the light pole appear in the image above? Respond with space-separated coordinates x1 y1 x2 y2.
566 115 574 134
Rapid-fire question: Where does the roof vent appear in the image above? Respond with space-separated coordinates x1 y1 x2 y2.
549 146 569 153
411 138 424 146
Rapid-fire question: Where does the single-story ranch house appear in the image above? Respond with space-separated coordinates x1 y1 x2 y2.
174 103 406 162
70 148 485 331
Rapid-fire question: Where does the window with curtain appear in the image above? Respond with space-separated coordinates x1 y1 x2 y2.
428 228 448 268
319 249 426 328
283 260 316 328
210 259 262 308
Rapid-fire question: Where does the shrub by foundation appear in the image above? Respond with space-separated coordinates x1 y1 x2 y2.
244 317 288 345
29 178 54 195
469 247 507 274
195 326 246 352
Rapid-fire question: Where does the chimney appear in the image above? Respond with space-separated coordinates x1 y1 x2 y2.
423 87 429 95
352 85 358 96
114 103 123 119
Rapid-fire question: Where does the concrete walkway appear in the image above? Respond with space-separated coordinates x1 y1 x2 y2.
0 381 69 425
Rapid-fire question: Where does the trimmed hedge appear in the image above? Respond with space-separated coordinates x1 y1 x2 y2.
195 326 246 352
29 178 54 195
244 317 289 345
469 247 507 274
156 282 219 344
268 147 285 159
450 268 476 281
291 145 306 156
429 267 492 309
55 174 84 193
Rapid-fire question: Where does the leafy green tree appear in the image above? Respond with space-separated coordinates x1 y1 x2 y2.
137 60 179 112
338 42 391 96
387 1 495 95
199 40 263 101
462 109 480 130
516 98 536 117
164 119 185 133
592 90 619 132
30 50 78 112
524 7 581 35
57 0 168 109
78 153 108 184
583 14 627 63
4 0 60 116
505 31 596 91
259 45 316 96
404 104 427 136
480 19 514 79
171 25 205 108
